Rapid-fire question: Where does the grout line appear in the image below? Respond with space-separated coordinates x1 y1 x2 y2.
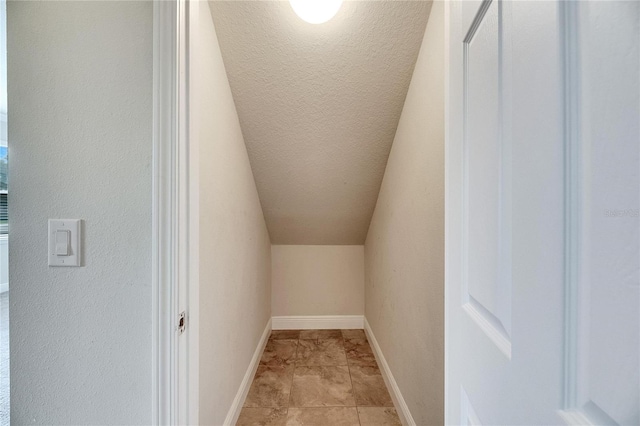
286 332 300 409
343 330 363 426
286 404 359 408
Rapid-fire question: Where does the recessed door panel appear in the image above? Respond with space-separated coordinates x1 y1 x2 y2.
462 0 512 352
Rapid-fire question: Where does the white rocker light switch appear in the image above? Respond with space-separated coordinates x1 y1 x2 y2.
55 230 70 256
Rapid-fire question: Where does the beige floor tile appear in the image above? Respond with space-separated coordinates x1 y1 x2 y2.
349 365 394 407
261 339 298 367
290 366 355 407
344 338 377 367
357 407 402 425
299 329 342 340
341 329 366 340
244 366 294 407
270 330 300 340
285 407 359 426
245 330 399 425
237 407 288 426
296 339 347 366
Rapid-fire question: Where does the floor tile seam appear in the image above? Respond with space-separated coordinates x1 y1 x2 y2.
345 337 362 426
241 405 290 409
287 404 359 408
354 403 397 407
243 404 290 408
299 338 339 342
294 362 349 367
286 337 301 408
344 330 363 426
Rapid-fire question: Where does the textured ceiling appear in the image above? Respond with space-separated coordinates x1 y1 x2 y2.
209 1 432 244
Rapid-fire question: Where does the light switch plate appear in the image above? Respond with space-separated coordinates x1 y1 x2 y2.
48 219 81 267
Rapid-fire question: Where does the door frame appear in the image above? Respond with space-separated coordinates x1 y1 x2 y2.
152 0 199 424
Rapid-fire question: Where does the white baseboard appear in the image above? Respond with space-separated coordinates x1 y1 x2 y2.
271 315 364 330
224 318 272 426
364 318 415 426
0 283 7 294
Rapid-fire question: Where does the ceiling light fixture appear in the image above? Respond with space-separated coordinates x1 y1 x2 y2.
289 0 343 24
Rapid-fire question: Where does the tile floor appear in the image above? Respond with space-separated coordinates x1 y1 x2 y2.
237 329 401 426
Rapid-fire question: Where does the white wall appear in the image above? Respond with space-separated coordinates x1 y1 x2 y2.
0 236 7 293
364 2 444 425
7 2 152 424
198 4 272 424
272 245 364 317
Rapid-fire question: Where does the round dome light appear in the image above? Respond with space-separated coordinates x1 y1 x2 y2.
289 0 344 24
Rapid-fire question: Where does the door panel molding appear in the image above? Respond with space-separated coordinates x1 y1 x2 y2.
461 0 512 358
560 0 582 415
461 387 483 426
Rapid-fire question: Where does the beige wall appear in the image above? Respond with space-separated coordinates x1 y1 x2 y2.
198 3 272 424
364 2 444 424
272 245 364 316
8 2 152 423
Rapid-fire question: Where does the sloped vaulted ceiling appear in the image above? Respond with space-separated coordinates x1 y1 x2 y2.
209 1 432 244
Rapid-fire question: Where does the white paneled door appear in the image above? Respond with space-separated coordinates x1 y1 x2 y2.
446 1 639 424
